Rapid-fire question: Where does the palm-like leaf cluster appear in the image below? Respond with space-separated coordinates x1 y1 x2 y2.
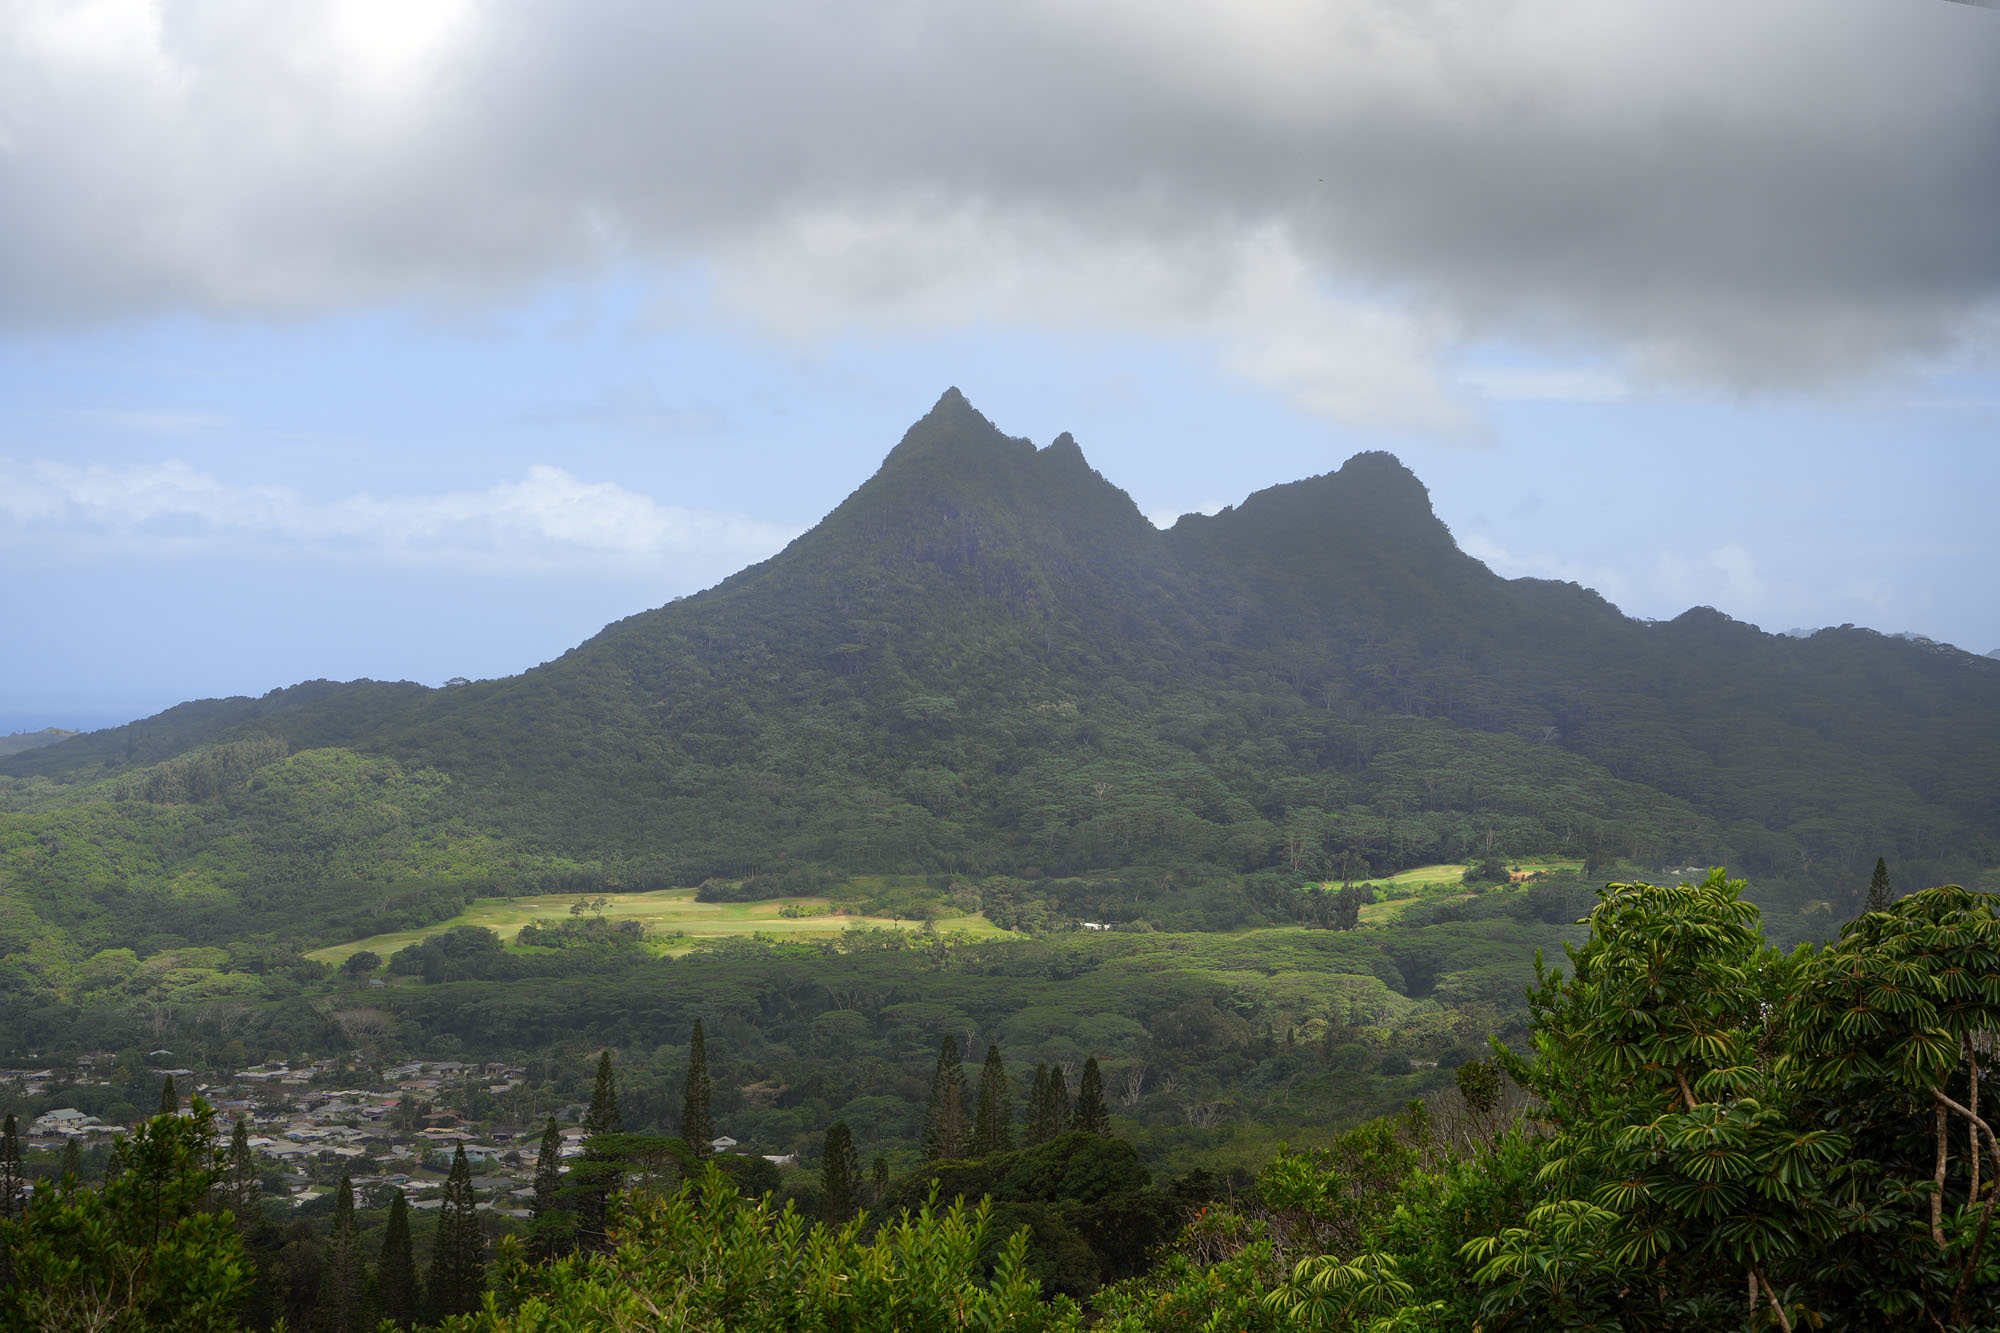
1477 872 2000 1330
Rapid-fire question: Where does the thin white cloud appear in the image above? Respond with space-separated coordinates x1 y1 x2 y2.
1462 529 1831 634
0 457 795 578
1459 532 1637 607
516 383 727 437
1459 367 1630 404
1 0 1993 425
79 409 231 433
1144 500 1227 531
1652 543 1766 613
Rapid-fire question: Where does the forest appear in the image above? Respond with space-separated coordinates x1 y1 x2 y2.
5 872 1998 1330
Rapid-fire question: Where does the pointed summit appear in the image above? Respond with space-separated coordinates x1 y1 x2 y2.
821 394 1155 589
1036 431 1089 471
930 385 974 416
875 387 1033 479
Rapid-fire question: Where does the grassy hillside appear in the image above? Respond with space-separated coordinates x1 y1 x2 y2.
303 887 1013 966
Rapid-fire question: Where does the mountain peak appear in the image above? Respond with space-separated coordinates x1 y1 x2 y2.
1333 450 1431 504
1035 431 1089 472
1185 449 1444 546
926 384 976 420
877 387 1031 475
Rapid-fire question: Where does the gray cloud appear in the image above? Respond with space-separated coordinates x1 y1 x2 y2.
2 0 1995 421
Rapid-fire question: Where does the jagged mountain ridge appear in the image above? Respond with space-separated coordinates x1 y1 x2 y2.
6 389 1997 912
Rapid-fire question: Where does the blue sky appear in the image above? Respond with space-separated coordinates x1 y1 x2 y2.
3 0 1997 734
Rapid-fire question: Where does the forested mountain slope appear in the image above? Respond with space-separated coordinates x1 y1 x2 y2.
4 389 1997 962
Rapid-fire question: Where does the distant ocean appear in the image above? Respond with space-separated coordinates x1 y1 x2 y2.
0 708 150 738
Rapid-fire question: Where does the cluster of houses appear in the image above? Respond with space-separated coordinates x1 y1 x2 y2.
7 1057 573 1216
4 1054 793 1217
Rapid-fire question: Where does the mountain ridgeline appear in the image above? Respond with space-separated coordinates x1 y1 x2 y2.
5 389 1997 951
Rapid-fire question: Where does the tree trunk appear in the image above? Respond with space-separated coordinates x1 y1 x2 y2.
1934 1103 1950 1249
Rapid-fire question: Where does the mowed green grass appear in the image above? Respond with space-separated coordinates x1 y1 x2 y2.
305 889 1013 966
1345 856 1586 924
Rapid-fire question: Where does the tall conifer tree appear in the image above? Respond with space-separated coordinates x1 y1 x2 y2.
0 1110 17 1290
584 1052 620 1136
59 1138 81 1190
1074 1057 1109 1135
530 1115 573 1259
321 1174 365 1333
1025 1065 1050 1145
577 1054 621 1253
1865 856 1894 914
1033 1065 1070 1143
424 1145 483 1323
377 1189 420 1330
921 1035 968 1160
821 1121 862 1223
221 1118 258 1229
159 1074 180 1114
972 1045 1012 1154
1 1112 21 1222
683 1022 714 1158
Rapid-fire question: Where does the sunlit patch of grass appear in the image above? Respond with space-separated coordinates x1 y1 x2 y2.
306 888 1012 965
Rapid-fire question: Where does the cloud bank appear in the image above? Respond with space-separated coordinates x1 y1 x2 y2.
3 0 1996 423
0 456 796 579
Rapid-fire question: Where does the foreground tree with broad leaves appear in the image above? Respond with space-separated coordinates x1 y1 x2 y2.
1470 871 2000 1331
443 1167 1081 1332
1094 872 2000 1332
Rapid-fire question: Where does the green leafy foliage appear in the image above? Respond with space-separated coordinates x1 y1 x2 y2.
1471 873 2000 1330
0 1098 251 1332
457 1167 1082 1332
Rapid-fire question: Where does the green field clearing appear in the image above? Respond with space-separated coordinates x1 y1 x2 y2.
305 889 1013 965
1339 856 1586 924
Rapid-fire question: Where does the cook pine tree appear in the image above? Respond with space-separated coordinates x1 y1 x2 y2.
424 1145 484 1323
577 1053 621 1252
973 1045 1013 1154
320 1174 365 1333
376 1190 420 1329
682 1023 714 1159
530 1116 573 1259
1865 856 1894 914
2 1112 22 1222
821 1121 863 1223
1030 1064 1070 1143
1073 1057 1109 1135
220 1119 257 1231
922 1036 968 1160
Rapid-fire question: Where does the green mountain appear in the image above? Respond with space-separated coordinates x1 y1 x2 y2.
4 389 1997 962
